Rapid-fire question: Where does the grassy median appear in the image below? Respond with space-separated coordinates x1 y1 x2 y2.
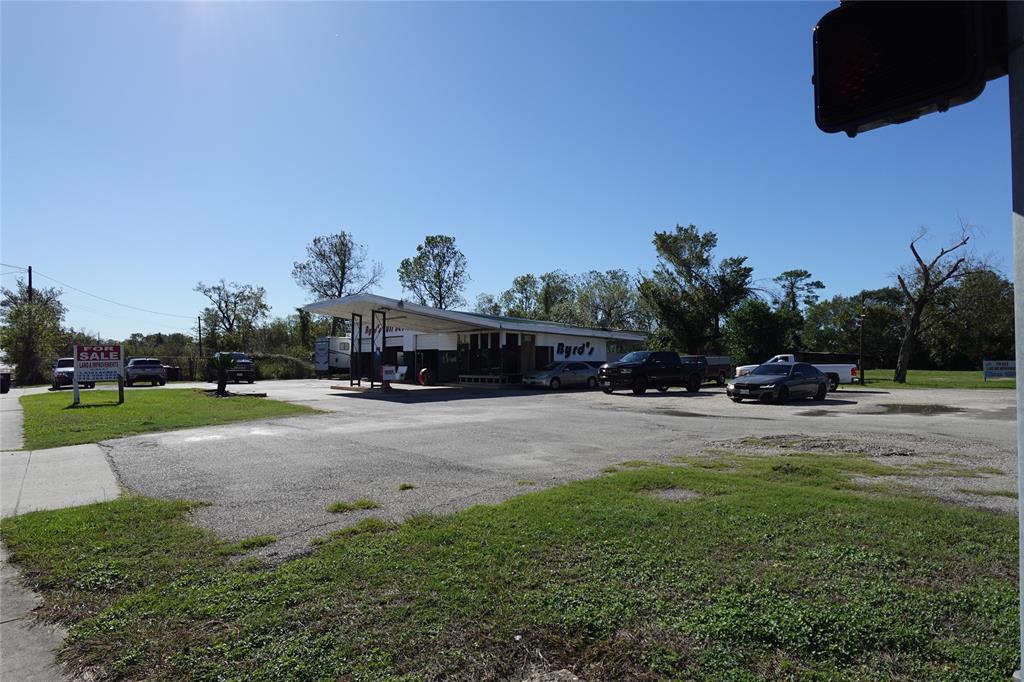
0 452 1016 681
19 388 317 449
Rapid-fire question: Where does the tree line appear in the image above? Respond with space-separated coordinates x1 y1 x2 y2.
0 221 1013 385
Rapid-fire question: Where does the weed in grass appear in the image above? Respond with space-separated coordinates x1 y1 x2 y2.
229 535 277 553
398 483 417 491
326 498 381 514
601 466 619 474
516 480 537 486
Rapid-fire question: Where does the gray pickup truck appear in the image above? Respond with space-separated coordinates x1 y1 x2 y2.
125 358 167 387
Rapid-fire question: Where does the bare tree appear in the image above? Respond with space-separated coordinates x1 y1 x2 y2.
397 235 469 309
893 228 973 383
292 231 383 335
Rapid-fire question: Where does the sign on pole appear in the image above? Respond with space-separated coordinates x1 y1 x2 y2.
982 360 1017 380
73 344 125 405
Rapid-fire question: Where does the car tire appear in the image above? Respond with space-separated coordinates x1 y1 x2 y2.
814 383 827 401
248 379 254 384
776 386 789 404
828 375 839 391
730 397 743 403
126 380 133 387
602 387 613 394
159 380 166 386
686 375 701 393
587 377 598 389
88 383 95 389
549 378 561 390
657 386 669 393
151 380 157 387
716 372 726 386
631 377 647 395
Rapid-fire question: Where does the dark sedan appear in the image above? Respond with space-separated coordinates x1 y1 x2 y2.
726 362 828 403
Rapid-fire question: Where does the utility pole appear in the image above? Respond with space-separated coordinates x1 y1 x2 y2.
858 295 866 386
27 265 32 302
197 315 203 358
1009 1 1024 677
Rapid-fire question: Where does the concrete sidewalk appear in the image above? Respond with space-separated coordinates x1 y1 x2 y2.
1 392 120 682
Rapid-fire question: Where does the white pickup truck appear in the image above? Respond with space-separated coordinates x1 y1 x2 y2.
735 352 858 391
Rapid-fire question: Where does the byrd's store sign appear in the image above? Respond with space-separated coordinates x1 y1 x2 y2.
554 340 603 361
75 345 124 382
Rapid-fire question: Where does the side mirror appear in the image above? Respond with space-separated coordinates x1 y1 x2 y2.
563 367 571 373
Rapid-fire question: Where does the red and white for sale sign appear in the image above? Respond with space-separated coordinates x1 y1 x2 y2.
75 345 124 382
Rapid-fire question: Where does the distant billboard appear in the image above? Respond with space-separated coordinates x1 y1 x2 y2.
75 345 124 382
982 360 1016 380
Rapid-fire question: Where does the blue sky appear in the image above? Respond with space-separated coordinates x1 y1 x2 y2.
1 1 1012 339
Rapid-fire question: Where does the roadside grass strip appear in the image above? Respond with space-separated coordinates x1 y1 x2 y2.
0 452 1017 680
849 368 1015 390
19 389 318 449
326 499 381 514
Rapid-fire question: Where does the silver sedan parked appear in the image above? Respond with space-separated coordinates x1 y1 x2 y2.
522 361 599 390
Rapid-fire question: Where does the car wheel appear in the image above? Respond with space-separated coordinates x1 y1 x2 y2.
587 376 598 389
730 397 743 403
686 375 701 393
631 377 647 395
657 386 669 393
549 378 561 390
602 387 613 394
88 383 95 389
151 380 157 386
126 380 133 387
776 386 790 404
828 375 839 391
248 379 254 384
159 380 166 386
716 372 726 386
814 383 827 401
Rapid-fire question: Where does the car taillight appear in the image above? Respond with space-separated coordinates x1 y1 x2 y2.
851 367 858 376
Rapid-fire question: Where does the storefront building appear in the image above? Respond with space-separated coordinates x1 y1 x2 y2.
303 294 646 385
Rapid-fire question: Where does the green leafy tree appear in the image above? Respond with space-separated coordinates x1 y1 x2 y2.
639 224 753 353
921 269 1014 370
0 279 67 385
397 235 469 309
802 288 904 369
723 299 788 366
773 269 825 312
499 274 540 318
537 271 575 321
572 270 643 330
474 294 503 316
291 231 383 335
195 280 270 352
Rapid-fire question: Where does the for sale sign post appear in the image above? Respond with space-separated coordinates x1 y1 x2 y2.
73 345 124 404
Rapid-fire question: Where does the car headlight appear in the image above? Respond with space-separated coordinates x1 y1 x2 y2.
620 368 632 374
727 383 735 390
760 383 775 389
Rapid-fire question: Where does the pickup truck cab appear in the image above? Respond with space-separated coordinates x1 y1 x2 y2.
735 352 858 391
599 351 705 395
682 355 733 386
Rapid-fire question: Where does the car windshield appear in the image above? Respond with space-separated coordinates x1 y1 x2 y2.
131 360 161 367
619 352 650 363
541 362 562 371
230 353 249 360
56 359 73 368
751 364 792 376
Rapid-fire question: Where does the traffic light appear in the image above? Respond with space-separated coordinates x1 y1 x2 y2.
813 1 1007 137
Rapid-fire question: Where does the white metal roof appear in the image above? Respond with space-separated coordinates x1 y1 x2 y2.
302 294 647 341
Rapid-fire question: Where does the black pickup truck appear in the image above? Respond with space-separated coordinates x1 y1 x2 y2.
599 351 706 395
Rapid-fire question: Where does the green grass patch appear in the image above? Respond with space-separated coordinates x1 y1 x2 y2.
19 389 318 449
849 368 1015 390
222 535 277 554
1 452 1017 680
398 483 417 491
326 498 381 514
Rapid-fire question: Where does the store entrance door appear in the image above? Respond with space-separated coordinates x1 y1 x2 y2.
521 334 536 374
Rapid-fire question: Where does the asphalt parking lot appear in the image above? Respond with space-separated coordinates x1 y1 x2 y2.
96 379 1019 561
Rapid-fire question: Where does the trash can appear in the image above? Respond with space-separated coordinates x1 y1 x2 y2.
0 372 10 394
163 365 181 381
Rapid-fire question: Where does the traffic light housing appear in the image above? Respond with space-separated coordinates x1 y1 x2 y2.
813 1 1007 137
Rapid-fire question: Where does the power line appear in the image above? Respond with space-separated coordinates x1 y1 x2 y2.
29 269 195 319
